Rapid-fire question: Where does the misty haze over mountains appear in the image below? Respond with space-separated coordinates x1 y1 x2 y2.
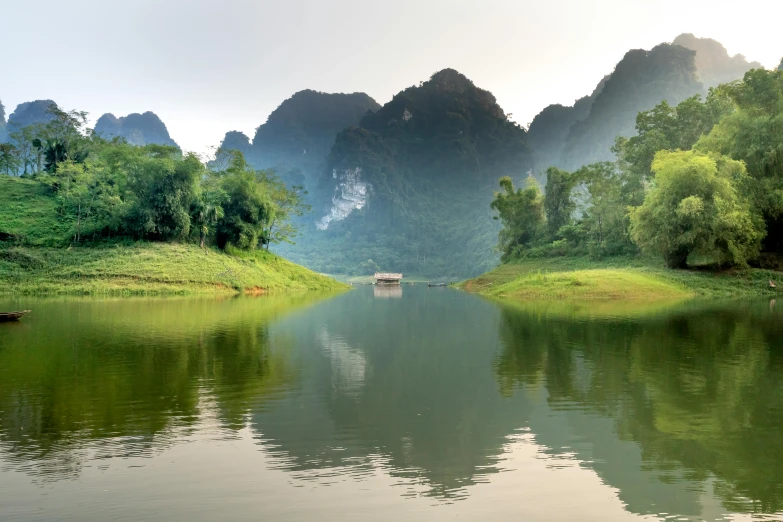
0 34 778 276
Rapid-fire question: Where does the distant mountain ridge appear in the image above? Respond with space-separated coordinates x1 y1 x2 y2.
527 34 762 173
94 112 178 148
219 90 380 189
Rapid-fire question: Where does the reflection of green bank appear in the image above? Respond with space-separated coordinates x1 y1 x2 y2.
0 293 329 471
459 257 780 302
495 299 783 515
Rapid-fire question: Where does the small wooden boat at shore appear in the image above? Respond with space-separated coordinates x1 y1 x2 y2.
0 311 31 322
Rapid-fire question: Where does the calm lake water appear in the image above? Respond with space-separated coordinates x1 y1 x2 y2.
1 287 783 521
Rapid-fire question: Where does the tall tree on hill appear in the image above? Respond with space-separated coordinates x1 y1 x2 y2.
31 104 90 174
630 150 762 268
543 167 577 240
126 147 203 240
0 100 7 143
258 170 310 251
491 176 545 261
0 143 19 175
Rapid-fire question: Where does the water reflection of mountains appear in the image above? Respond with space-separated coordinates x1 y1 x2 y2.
1 291 783 517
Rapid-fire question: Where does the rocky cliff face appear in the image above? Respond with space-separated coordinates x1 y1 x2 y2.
94 112 178 147
316 167 369 230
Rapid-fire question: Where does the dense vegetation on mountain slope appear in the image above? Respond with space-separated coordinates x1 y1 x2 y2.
488 67 783 277
278 69 533 278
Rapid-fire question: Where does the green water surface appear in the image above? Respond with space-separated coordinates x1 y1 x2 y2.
1 288 782 521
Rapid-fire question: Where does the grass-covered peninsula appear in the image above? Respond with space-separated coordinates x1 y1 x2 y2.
0 243 345 296
0 160 344 296
459 257 779 301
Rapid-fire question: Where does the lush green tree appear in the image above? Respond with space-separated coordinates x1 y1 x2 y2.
0 143 20 176
216 169 274 250
126 148 203 240
543 167 577 239
8 126 39 176
257 170 311 251
192 171 226 248
696 68 783 250
0 99 7 143
491 176 545 261
629 150 763 268
613 95 731 183
574 162 631 255
29 104 91 174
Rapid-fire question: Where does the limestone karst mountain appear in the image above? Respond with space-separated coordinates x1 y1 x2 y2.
6 100 58 133
527 34 761 173
283 69 533 277
94 112 178 147
218 90 380 189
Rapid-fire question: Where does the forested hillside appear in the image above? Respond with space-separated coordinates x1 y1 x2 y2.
490 66 783 272
277 69 532 277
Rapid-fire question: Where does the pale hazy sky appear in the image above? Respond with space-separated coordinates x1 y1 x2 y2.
3 0 782 154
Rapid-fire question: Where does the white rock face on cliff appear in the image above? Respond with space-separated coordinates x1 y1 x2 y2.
317 167 369 230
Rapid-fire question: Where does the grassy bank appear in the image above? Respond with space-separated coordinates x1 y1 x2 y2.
0 174 346 296
0 243 347 296
458 257 780 301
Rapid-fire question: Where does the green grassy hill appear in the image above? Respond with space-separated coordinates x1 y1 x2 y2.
0 176 345 295
459 257 779 301
0 176 72 245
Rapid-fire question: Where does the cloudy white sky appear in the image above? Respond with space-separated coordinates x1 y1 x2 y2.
3 0 781 154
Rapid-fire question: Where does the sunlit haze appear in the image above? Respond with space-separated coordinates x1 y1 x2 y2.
3 0 782 154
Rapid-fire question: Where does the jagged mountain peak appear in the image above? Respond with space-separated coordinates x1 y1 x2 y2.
94 111 178 148
360 68 512 136
426 68 477 92
673 33 762 88
220 130 251 151
258 90 380 136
